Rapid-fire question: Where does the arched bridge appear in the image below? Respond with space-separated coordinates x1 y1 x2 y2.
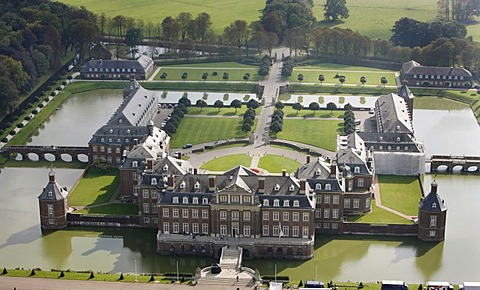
0 145 89 162
430 155 480 173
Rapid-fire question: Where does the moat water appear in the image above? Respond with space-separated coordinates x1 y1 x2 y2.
1 92 479 283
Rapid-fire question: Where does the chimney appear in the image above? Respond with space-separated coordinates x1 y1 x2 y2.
306 155 311 163
49 172 56 183
282 169 287 177
258 177 265 193
133 138 139 145
146 159 154 172
299 180 306 194
330 162 337 178
208 176 216 191
431 182 438 194
167 175 175 190
193 168 198 174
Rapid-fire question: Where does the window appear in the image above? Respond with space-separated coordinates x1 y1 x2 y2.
429 230 436 237
358 178 364 187
315 208 321 218
324 195 330 204
173 209 179 218
333 195 339 204
430 216 437 228
332 209 338 219
289 184 295 191
273 212 279 221
293 212 299 221
273 199 280 206
243 196 251 203
303 212 309 222
273 225 279 236
192 223 199 234
193 197 198 204
244 211 251 221
202 198 208 204
144 217 150 224
143 190 149 199
366 198 371 208
163 222 170 233
182 209 188 218
344 198 350 208
263 212 269 220
274 184 280 191
202 210 208 219
302 226 309 238
192 209 198 218
293 200 300 207
47 204 54 215
202 223 209 234
49 219 54 224
151 191 158 199
316 195 322 204
173 222 179 233
143 203 150 213
183 223 189 233
232 211 239 220
93 146 97 152
173 197 179 204
220 195 227 202
283 212 289 221
432 202 437 208
323 222 330 229
182 197 188 204
292 226 299 237
194 182 200 189
263 199 269 206
244 226 251 237
220 225 227 236
263 225 269 236
282 226 289 237
283 200 290 207
163 208 169 217
231 195 240 203
354 167 360 173
323 209 330 219
332 223 338 229
325 184 331 190
353 199 360 209
220 211 227 220
315 183 322 190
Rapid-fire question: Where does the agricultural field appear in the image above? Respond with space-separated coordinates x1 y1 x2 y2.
290 63 397 86
156 62 261 82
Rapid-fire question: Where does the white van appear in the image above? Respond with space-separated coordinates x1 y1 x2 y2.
426 281 453 290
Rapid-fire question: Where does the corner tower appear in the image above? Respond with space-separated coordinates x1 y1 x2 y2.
38 171 70 229
418 182 447 241
397 83 414 120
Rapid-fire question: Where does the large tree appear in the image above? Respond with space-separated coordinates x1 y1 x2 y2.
124 27 143 59
324 0 349 22
176 12 192 41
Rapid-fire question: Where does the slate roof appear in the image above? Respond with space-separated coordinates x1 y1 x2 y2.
259 194 314 209
296 157 331 180
159 191 213 205
38 173 68 201
356 132 422 153
306 179 343 193
153 156 192 176
173 175 211 193
402 60 472 77
375 93 413 134
419 182 447 212
397 85 414 101
336 148 372 175
109 85 158 127
80 55 153 74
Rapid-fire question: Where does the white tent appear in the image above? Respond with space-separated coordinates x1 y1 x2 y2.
270 282 283 290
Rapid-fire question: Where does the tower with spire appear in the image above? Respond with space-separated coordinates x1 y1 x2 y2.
417 181 447 241
38 170 70 229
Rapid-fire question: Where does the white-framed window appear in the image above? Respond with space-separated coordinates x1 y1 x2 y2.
243 196 251 203
49 219 54 224
244 226 251 237
263 212 269 220
183 223 189 233
315 183 322 190
302 226 309 238
244 211 251 221
220 195 227 202
293 200 300 207
332 223 338 229
354 167 360 173
163 208 169 217
182 197 188 204
202 223 209 234
323 209 330 219
273 212 279 221
344 198 350 208
173 209 179 217
315 208 321 218
263 225 269 236
192 209 198 218
263 199 269 206
303 212 309 222
47 204 54 215
430 216 437 228
232 211 239 220
293 212 299 221
292 226 299 237
192 223 199 234
202 198 208 204
152 204 158 213
324 195 330 204
323 222 330 229
333 209 339 219
193 197 198 204
283 200 290 207
316 195 322 204
220 225 227 236
173 222 179 233
173 197 179 204
107 147 112 153
151 191 158 199
366 197 371 208
353 199 360 208
358 178 364 187
182 209 188 218
202 209 208 219
429 230 436 237
143 190 149 199
273 199 280 206
273 225 279 236
282 226 289 237
333 195 339 204
163 222 170 233
325 184 331 190
283 212 289 221
220 211 227 220
231 195 239 203
144 217 150 223
143 203 150 213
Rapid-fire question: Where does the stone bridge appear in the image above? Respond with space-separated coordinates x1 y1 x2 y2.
429 155 480 173
0 145 89 162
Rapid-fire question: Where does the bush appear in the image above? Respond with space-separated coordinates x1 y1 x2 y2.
17 123 24 128
67 75 73 80
50 91 56 96
1 137 8 143
24 116 31 121
45 97 50 102
38 103 44 108
62 80 67 85
56 86 62 91
9 130 16 136
32 109 38 114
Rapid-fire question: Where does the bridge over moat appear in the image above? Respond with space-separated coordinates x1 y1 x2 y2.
429 155 480 173
0 145 89 162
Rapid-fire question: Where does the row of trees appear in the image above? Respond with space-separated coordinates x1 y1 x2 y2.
437 0 480 22
343 104 355 135
270 102 286 135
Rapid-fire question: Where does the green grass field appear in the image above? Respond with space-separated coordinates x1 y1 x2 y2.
75 204 138 215
346 201 411 224
282 107 344 118
170 116 251 148
290 63 397 86
187 106 249 116
68 167 119 207
156 62 261 82
200 154 252 171
257 154 301 174
378 175 423 217
414 96 470 110
276 119 342 152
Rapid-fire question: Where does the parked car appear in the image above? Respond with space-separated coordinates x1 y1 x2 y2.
183 143 193 149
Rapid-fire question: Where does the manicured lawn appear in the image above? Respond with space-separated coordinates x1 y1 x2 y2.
282 107 344 118
156 65 261 82
290 63 396 86
276 119 342 152
346 201 411 224
257 154 301 174
142 81 256 93
170 116 252 148
187 106 248 116
57 0 264 33
75 204 138 215
200 154 252 171
378 175 423 216
414 96 470 110
68 167 120 206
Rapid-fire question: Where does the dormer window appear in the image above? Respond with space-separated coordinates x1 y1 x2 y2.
194 182 200 189
183 197 188 204
354 167 360 174
273 199 279 206
163 164 169 171
151 178 157 185
315 183 322 190
396 137 401 142
315 168 321 176
180 181 186 189
263 199 269 206
100 138 105 142
132 161 138 167
289 184 295 191
173 197 179 203
325 184 331 191
432 203 437 208
274 184 280 191
202 198 208 204
283 200 290 207
48 191 52 196
193 197 198 204
293 200 299 207
117 138 121 143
